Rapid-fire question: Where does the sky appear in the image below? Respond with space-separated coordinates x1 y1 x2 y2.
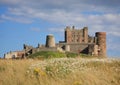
0 0 120 58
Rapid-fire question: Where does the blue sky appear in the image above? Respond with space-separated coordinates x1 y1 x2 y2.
0 0 120 58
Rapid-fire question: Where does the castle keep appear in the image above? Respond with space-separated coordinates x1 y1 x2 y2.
4 26 106 59
59 26 106 56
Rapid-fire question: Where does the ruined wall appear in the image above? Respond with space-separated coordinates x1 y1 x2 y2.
24 44 33 50
17 51 25 58
4 52 17 59
96 32 106 57
4 51 25 59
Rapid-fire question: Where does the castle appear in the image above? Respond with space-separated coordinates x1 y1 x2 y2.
4 26 106 59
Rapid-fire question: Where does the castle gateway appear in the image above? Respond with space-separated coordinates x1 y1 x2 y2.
4 26 106 59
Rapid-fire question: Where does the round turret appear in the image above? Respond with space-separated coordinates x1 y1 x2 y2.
96 32 106 57
46 34 55 47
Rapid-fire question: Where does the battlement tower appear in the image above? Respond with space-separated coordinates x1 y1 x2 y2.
96 32 106 57
65 26 88 43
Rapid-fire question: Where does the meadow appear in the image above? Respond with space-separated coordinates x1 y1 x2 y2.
0 57 120 85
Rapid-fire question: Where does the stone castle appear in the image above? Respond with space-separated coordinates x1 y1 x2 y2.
4 26 106 59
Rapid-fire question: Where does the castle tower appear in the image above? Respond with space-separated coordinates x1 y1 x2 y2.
96 32 106 57
46 34 56 47
65 26 89 43
65 26 72 43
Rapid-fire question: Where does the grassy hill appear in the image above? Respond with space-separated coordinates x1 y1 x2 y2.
0 57 120 85
28 51 92 59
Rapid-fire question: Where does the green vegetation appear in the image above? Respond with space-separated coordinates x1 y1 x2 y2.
28 51 92 59
29 51 66 59
66 52 78 58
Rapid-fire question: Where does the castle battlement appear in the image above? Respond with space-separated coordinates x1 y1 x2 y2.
4 26 106 59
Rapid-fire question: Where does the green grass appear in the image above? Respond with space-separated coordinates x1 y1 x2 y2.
28 51 93 59
29 51 66 59
66 52 78 58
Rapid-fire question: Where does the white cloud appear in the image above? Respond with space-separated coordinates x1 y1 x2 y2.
2 6 120 37
0 0 120 57
0 0 120 17
0 14 33 24
108 32 120 37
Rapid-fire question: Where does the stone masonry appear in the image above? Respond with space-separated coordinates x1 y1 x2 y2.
4 26 107 59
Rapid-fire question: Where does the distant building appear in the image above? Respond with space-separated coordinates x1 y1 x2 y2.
4 26 106 59
4 51 25 59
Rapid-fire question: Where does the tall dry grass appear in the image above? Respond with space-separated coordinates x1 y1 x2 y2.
0 58 120 85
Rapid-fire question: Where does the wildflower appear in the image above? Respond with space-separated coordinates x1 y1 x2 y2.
34 68 46 76
34 68 40 75
73 81 82 85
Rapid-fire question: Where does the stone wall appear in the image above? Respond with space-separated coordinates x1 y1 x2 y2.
4 26 107 58
65 26 72 43
83 27 88 43
65 26 88 43
96 32 106 57
32 47 58 54
4 51 25 59
88 44 99 56
46 34 56 47
59 43 88 54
